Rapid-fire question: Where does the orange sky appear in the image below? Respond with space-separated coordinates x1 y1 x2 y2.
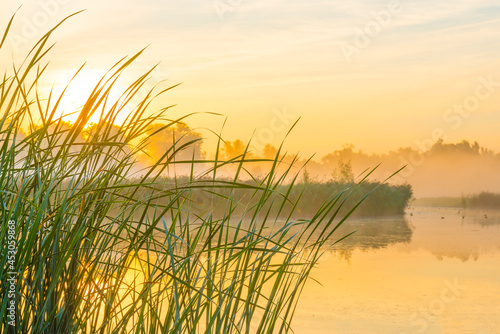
1 1 500 157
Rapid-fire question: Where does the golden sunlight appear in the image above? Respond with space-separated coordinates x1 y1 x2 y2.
48 69 126 126
2 2 500 333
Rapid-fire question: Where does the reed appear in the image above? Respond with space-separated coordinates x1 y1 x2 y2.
465 192 500 210
0 13 396 333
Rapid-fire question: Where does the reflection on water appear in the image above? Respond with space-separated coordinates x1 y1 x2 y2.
292 207 500 333
330 207 500 263
330 217 413 261
404 207 500 262
96 208 499 333
464 209 500 227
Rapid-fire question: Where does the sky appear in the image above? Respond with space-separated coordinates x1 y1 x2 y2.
1 0 500 158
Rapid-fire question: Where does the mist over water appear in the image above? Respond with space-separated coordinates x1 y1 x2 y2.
3 2 500 332
17 117 500 201
216 137 500 198
292 208 500 333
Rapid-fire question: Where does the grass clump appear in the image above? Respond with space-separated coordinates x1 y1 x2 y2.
465 192 500 210
0 13 395 333
142 176 412 219
414 193 500 210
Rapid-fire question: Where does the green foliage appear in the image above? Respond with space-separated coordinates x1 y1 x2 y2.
161 176 412 218
288 181 412 217
0 13 398 334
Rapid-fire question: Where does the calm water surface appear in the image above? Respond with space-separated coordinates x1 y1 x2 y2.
292 207 500 333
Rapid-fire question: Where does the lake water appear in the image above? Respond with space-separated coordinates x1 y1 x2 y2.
292 207 500 333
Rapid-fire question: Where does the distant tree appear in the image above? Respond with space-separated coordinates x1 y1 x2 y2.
145 122 205 162
222 139 250 160
332 159 354 183
262 144 278 159
302 168 312 184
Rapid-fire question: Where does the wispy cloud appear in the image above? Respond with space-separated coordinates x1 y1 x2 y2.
1 0 500 155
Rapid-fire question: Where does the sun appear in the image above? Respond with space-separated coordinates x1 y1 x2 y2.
47 69 126 126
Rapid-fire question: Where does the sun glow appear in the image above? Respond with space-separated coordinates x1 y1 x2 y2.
47 69 127 126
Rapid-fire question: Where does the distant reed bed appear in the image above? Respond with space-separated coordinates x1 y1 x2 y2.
136 176 412 219
464 192 500 210
414 192 500 210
